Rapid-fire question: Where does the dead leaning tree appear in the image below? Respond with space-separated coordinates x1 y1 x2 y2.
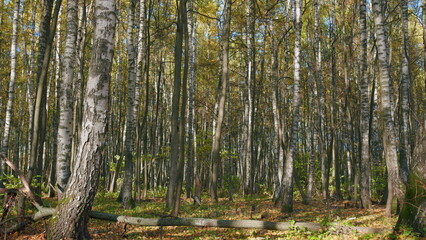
0 154 391 236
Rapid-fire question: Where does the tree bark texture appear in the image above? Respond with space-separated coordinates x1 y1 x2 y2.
56 0 78 197
210 0 231 202
399 0 411 182
372 0 406 201
281 0 302 213
28 0 61 187
48 0 116 237
185 0 197 199
166 0 187 211
1 0 20 186
121 0 137 209
243 0 255 194
359 0 372 209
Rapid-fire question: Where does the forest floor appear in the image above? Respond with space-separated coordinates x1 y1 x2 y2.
3 192 421 239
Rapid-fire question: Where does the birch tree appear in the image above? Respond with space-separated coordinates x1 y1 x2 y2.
372 0 405 202
399 0 411 181
56 0 77 197
280 0 302 213
48 0 116 237
1 0 20 186
121 0 137 209
185 0 197 199
359 0 372 209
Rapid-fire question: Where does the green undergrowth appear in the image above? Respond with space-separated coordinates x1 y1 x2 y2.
4 191 416 239
85 191 406 239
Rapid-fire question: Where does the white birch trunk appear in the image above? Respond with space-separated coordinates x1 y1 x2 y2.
56 0 78 195
1 0 20 178
360 0 372 209
49 0 116 237
372 0 406 201
281 0 301 213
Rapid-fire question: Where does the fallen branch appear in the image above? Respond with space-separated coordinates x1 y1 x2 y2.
0 154 392 236
22 207 390 235
89 212 391 234
0 154 43 209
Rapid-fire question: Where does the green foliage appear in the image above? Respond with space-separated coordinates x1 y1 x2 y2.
222 175 240 196
372 164 387 201
1 173 23 189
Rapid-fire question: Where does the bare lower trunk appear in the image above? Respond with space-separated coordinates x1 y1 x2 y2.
185 1 197 199
28 0 61 189
56 0 77 197
359 0 372 209
210 0 231 202
399 0 411 182
1 0 20 187
242 0 255 195
372 0 406 201
166 0 187 211
48 0 116 237
281 0 302 213
121 0 137 209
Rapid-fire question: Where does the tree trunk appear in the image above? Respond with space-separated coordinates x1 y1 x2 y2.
134 0 146 202
48 0 116 237
309 0 322 202
359 0 372 209
56 0 77 198
185 0 197 199
269 12 284 202
242 0 255 195
316 0 327 200
121 0 137 209
28 0 61 188
399 0 411 182
210 0 231 202
372 0 406 201
166 0 187 211
281 0 302 213
1 0 20 188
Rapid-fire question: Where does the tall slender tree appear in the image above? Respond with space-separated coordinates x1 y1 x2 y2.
310 0 322 202
281 0 302 213
166 0 187 213
28 0 62 187
210 0 231 202
1 0 20 187
49 0 116 237
121 0 137 209
372 0 405 202
242 0 255 194
359 0 372 209
56 0 77 197
185 0 197 199
399 0 411 182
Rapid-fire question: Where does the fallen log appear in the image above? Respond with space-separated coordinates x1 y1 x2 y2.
25 207 390 235
0 154 392 236
89 212 391 234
